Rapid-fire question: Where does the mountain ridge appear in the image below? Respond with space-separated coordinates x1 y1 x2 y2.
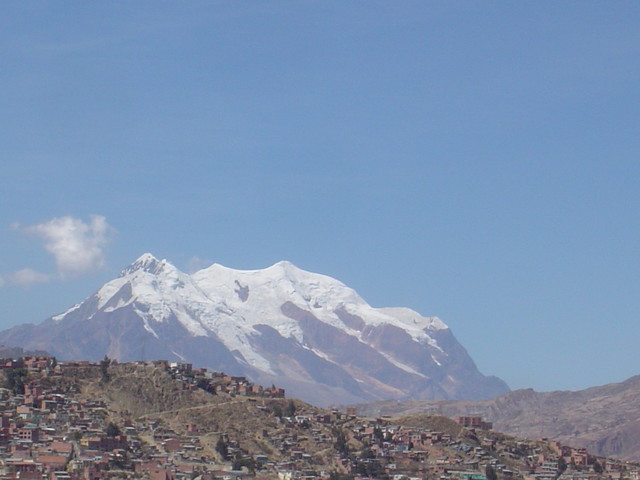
0 253 509 406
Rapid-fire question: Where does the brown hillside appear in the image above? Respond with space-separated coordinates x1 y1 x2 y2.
356 375 640 461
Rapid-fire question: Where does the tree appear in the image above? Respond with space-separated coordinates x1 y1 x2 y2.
329 472 354 480
355 459 385 479
557 456 567 477
6 368 27 395
105 422 121 437
334 430 350 456
196 378 215 394
232 457 255 472
111 450 130 469
593 460 603 474
216 436 229 460
486 464 498 480
285 399 296 417
100 355 111 382
360 447 375 460
373 426 384 444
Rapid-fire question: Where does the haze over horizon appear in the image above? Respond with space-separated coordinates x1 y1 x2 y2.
1 2 638 395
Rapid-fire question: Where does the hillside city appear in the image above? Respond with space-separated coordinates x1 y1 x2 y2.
0 355 637 480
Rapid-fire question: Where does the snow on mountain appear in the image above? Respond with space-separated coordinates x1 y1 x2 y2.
0 253 510 406
191 259 446 361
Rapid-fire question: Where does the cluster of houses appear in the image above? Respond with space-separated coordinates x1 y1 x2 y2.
532 440 637 480
328 417 640 480
0 356 637 480
455 418 492 432
165 362 285 399
0 356 288 480
0 360 124 480
241 409 640 480
332 417 514 480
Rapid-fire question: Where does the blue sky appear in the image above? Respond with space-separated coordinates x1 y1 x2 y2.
1 2 639 393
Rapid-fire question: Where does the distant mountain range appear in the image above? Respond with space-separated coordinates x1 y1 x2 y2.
0 253 508 406
355 374 640 461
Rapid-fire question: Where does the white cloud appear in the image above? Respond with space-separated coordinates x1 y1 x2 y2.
1 214 115 289
7 269 52 287
22 215 114 278
0 269 52 288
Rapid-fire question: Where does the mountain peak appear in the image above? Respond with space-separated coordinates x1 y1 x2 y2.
272 260 295 267
120 253 165 276
136 252 158 263
267 260 300 274
8 253 510 406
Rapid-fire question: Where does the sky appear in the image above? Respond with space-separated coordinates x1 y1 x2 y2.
1 1 639 394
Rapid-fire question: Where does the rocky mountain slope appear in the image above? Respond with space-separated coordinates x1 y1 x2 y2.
355 375 640 461
0 253 508 406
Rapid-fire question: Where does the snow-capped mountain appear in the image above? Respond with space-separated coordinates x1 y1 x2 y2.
0 254 509 406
